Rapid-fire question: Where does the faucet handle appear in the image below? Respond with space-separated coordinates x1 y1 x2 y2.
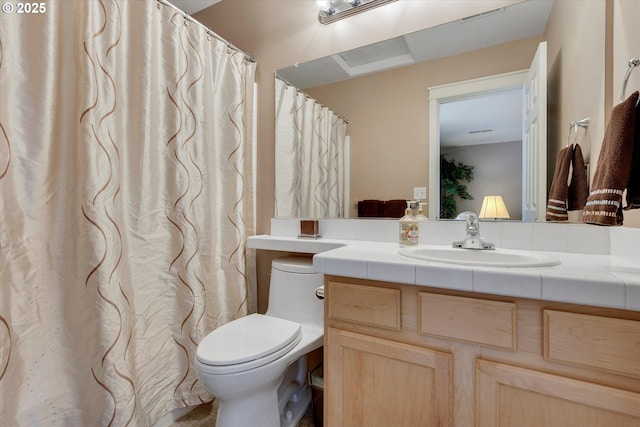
483 241 496 250
452 211 495 250
465 212 479 233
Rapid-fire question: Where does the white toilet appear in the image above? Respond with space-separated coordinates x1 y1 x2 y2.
195 256 324 427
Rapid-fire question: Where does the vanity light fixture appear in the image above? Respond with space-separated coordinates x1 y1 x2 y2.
478 195 510 220
317 0 398 25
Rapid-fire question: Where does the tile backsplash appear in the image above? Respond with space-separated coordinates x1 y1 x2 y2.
269 218 640 257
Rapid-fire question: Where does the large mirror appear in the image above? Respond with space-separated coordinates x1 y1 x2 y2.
275 0 554 220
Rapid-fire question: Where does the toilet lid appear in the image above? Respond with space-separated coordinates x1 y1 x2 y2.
196 314 302 368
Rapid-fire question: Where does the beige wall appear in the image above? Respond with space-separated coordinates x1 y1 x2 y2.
613 0 640 227
196 0 640 309
614 0 640 97
196 0 530 312
195 0 524 234
198 0 639 230
545 0 607 195
544 0 639 228
305 37 540 217
442 141 523 220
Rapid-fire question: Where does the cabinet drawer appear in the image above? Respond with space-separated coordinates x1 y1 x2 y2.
419 292 516 350
328 281 401 330
544 310 640 377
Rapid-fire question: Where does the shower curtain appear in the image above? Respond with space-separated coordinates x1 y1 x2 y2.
275 78 348 218
0 1 255 425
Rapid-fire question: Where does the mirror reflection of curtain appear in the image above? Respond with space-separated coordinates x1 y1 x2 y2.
0 1 255 425
275 78 348 218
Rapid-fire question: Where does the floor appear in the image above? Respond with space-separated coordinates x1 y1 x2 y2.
170 400 317 427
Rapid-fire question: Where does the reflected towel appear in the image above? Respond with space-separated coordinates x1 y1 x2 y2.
546 146 573 221
568 144 588 211
624 100 640 209
358 200 384 217
583 91 639 225
384 199 408 218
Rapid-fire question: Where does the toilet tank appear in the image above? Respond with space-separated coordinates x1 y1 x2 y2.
265 256 324 326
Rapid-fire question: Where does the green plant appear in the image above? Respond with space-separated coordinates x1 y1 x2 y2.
440 154 474 219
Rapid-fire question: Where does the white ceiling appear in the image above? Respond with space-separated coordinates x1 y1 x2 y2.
275 0 553 148
169 0 220 15
169 0 553 148
440 88 523 147
278 1 553 89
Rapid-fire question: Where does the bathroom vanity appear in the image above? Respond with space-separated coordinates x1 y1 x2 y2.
323 277 640 426
248 219 640 427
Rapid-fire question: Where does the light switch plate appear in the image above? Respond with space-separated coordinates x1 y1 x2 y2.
413 187 427 200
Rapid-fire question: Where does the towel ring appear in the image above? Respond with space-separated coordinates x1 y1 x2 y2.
620 57 640 102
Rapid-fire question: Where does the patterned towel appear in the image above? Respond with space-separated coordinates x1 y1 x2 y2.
583 91 639 225
546 147 573 221
568 144 589 211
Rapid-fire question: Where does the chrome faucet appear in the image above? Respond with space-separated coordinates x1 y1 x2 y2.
452 212 495 250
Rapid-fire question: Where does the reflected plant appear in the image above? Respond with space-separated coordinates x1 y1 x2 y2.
440 154 474 219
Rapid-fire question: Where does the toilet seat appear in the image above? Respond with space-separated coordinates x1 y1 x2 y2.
196 313 302 375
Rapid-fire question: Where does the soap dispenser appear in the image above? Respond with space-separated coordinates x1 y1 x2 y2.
399 201 419 246
414 202 428 241
416 202 428 220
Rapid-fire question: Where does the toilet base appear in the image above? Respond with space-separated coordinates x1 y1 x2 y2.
213 356 312 427
280 385 311 427
214 386 311 427
215 385 280 427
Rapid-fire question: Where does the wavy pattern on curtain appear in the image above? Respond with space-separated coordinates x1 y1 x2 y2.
0 1 255 425
275 78 348 218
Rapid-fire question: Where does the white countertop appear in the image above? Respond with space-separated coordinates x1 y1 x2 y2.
248 234 640 312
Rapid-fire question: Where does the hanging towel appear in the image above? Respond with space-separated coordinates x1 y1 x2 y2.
624 99 640 209
583 91 639 225
546 146 573 221
568 144 589 211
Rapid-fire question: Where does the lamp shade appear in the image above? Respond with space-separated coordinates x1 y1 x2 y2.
478 195 510 219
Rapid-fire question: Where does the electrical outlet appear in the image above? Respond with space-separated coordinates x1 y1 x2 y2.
413 187 427 200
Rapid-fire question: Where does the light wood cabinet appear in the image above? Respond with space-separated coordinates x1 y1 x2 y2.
476 359 640 427
419 292 516 350
326 328 452 427
328 282 401 330
543 309 640 377
324 276 640 427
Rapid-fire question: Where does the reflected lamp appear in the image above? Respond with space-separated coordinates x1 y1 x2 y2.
478 196 510 219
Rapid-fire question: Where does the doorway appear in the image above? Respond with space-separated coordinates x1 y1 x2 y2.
439 88 523 219
427 41 547 221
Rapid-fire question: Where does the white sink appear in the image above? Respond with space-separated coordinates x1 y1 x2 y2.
398 245 561 268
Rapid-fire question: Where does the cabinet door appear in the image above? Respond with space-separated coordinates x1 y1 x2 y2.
326 328 453 427
476 359 640 427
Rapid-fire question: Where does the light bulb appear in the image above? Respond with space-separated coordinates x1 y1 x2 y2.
316 0 330 11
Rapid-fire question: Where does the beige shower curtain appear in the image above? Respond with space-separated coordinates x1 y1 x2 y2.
0 0 255 425
275 78 348 218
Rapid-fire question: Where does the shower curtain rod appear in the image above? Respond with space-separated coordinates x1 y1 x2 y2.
275 75 350 124
157 0 256 63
